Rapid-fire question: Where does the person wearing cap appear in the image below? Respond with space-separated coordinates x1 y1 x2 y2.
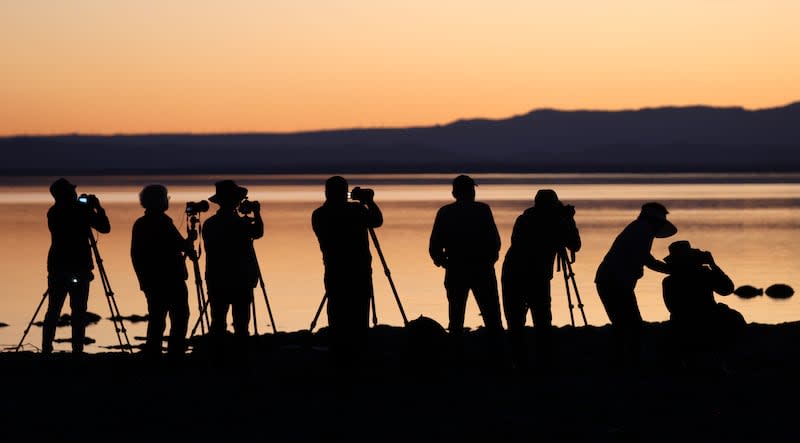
202 180 263 339
131 184 195 359
594 202 677 369
501 189 581 369
42 178 110 354
429 174 503 359
661 240 744 372
312 176 383 364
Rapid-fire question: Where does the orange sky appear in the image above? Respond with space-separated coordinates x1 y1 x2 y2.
1 1 798 135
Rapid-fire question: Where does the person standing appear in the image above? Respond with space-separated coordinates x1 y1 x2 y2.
595 202 677 369
131 184 194 359
202 180 263 339
429 174 503 360
501 189 581 369
312 176 383 364
42 178 111 355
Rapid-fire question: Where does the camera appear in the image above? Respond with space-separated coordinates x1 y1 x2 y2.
186 200 209 215
562 203 576 218
238 199 260 215
348 187 374 202
77 194 89 204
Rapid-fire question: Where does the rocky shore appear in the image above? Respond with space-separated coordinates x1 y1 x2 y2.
1 319 799 442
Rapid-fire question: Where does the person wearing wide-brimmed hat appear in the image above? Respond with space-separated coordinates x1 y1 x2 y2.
594 202 677 369
501 189 581 369
661 240 744 372
202 179 263 339
43 177 111 355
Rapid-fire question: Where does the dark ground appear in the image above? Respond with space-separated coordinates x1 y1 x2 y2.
1 320 799 443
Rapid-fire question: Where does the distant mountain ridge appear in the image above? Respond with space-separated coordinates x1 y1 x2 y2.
2 103 799 174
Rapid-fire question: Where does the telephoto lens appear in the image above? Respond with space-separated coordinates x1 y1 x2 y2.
185 200 209 215
238 199 259 214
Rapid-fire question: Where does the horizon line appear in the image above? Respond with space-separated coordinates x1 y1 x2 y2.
2 100 798 139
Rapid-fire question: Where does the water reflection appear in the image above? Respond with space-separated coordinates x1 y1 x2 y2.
1 174 799 353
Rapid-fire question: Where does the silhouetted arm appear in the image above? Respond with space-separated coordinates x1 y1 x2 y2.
429 209 447 267
248 203 264 240
89 199 111 234
364 200 383 228
486 206 501 263
708 254 734 296
645 254 670 274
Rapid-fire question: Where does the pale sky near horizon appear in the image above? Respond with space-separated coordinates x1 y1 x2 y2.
1 0 798 135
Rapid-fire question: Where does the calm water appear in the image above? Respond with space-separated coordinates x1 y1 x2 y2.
1 173 798 353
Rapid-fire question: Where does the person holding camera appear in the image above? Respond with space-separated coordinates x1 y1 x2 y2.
501 189 581 370
42 178 110 355
429 174 503 361
595 202 677 369
312 176 383 364
202 180 263 340
131 184 195 359
661 240 745 372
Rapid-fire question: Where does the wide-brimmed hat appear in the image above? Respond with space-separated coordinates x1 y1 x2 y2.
49 177 76 198
209 180 248 205
639 202 677 238
663 240 705 268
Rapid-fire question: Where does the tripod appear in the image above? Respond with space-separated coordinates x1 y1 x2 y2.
189 241 277 338
309 227 409 332
187 213 210 335
15 230 132 353
556 248 587 327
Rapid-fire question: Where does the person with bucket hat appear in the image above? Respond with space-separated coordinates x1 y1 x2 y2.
661 240 744 372
429 174 503 362
501 189 581 369
594 202 677 369
43 178 111 354
202 180 263 340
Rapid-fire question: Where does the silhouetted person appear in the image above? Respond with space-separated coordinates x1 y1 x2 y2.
502 189 581 369
42 178 110 354
312 176 383 364
131 184 194 359
595 202 676 369
662 240 745 373
202 180 263 339
429 175 503 360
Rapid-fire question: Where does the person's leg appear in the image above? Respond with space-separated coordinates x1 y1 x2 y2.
68 275 90 354
43 276 68 353
207 286 230 336
144 289 169 357
167 282 190 357
501 269 529 369
528 279 553 366
230 287 252 338
444 268 470 357
471 266 504 365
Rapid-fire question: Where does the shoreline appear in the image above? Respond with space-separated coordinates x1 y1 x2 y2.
2 320 799 442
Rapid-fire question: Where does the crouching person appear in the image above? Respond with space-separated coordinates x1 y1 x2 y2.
131 184 194 359
661 240 745 373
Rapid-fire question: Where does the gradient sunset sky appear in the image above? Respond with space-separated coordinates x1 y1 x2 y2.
1 0 798 135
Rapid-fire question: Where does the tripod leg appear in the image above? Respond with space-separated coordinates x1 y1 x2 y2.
251 291 259 336
370 290 378 327
258 272 278 334
15 290 48 352
367 228 409 326
566 261 588 326
309 293 327 332
560 254 576 328
189 297 211 339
